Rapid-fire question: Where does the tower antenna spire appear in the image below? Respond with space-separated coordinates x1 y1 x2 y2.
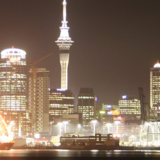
62 0 67 27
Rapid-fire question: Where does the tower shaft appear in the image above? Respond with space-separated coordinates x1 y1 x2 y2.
60 53 69 90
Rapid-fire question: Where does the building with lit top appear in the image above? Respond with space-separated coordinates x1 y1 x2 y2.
49 89 74 125
28 68 50 134
150 61 160 119
118 95 141 124
77 88 96 128
55 0 74 90
0 47 32 137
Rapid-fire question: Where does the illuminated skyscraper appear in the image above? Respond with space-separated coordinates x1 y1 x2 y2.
150 62 160 118
29 68 50 134
77 88 96 128
49 89 74 124
55 0 74 90
0 47 32 137
118 95 141 124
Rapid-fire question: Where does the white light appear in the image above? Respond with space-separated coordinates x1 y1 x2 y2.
58 122 63 126
154 62 160 68
122 95 127 99
10 121 14 126
108 111 113 115
114 121 121 124
57 88 66 92
78 124 81 128
35 133 40 139
1 48 26 59
63 121 68 125
91 120 97 124
107 105 112 108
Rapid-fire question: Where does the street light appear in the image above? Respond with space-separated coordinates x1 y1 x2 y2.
58 123 63 137
78 124 81 132
91 120 97 136
106 123 112 134
63 121 69 134
114 121 120 134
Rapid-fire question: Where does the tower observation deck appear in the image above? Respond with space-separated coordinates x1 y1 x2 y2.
55 0 74 90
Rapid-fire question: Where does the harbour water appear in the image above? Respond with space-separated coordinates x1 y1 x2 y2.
1 149 160 159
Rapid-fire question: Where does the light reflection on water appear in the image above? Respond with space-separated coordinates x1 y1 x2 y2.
0 149 160 158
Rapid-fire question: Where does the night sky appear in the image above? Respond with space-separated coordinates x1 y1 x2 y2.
0 0 160 109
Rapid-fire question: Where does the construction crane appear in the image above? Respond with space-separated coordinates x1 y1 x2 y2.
138 87 150 124
29 53 53 134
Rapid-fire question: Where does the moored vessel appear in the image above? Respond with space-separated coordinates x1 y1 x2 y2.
0 142 14 150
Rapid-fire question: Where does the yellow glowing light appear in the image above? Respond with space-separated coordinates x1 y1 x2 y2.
99 110 105 114
9 57 21 62
0 115 14 142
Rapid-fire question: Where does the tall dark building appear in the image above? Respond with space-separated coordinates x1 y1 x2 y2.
77 88 96 127
49 89 74 125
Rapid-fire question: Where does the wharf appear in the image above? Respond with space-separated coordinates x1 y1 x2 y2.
12 145 135 150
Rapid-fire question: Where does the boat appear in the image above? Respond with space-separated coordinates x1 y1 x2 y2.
0 142 14 150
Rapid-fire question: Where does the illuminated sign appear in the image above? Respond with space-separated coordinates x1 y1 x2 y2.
122 95 127 99
95 97 98 102
9 57 21 62
107 110 119 115
107 111 113 115
57 88 66 92
1 48 26 59
99 110 105 114
107 105 112 108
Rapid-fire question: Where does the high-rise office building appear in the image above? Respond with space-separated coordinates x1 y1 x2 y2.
77 88 96 127
29 68 50 134
0 47 31 137
49 89 74 124
55 0 74 90
150 62 160 118
118 95 141 124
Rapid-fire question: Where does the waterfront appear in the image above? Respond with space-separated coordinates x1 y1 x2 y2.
1 149 160 159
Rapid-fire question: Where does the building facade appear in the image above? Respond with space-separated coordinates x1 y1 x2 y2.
77 88 96 128
55 0 74 90
118 95 141 124
49 89 74 125
29 68 50 134
150 62 160 118
0 47 31 137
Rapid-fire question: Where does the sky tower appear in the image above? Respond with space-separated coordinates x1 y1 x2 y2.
56 0 74 90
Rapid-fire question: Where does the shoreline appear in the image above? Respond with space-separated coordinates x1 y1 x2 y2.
11 146 160 150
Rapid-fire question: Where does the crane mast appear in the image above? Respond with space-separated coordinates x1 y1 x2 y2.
138 87 150 124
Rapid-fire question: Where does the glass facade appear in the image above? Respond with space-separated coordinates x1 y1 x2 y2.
150 63 160 118
49 89 74 124
0 48 30 137
77 88 96 127
118 96 141 123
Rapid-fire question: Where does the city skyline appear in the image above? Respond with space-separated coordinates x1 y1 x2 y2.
0 0 160 107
